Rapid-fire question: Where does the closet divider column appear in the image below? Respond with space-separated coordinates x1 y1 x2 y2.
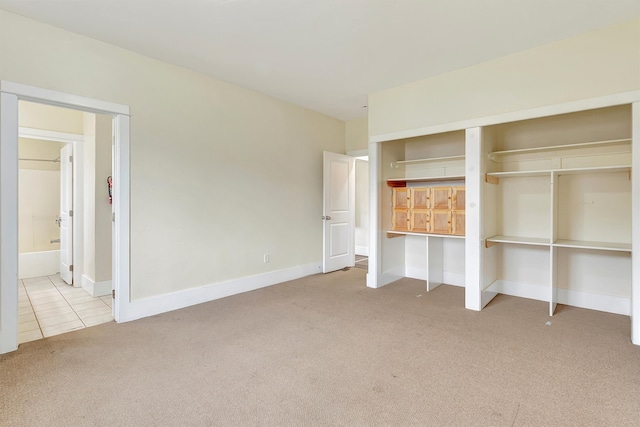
426 236 444 291
465 127 482 310
631 102 640 345
550 171 559 316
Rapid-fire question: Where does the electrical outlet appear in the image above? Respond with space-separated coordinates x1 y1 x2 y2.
264 254 269 263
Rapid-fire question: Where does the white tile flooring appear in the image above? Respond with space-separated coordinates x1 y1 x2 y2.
19 275 113 344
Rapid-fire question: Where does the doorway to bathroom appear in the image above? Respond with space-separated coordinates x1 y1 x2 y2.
17 101 114 343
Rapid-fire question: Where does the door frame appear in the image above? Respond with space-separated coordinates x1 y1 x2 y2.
0 81 130 353
18 127 84 287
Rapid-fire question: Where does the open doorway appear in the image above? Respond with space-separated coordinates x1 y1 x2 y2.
1 81 131 354
17 101 114 343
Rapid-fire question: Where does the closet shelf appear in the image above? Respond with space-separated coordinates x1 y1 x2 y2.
387 231 465 239
387 175 465 186
488 138 631 159
485 235 550 247
553 239 631 252
484 236 631 252
391 155 465 169
485 165 631 181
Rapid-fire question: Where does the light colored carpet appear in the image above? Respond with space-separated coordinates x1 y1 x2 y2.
1 268 639 426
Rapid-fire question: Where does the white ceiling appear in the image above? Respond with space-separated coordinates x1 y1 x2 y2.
1 0 638 120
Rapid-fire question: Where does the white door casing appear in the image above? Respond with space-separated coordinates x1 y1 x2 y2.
322 151 355 273
0 80 130 354
59 144 73 285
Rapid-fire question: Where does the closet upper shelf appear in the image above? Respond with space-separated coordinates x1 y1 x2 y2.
485 165 631 180
488 138 631 160
390 155 465 169
387 175 465 187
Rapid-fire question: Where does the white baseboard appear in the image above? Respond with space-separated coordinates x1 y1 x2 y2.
82 275 112 297
355 246 369 257
118 262 322 322
557 288 630 316
405 266 427 280
405 267 465 288
371 267 465 290
367 266 405 289
486 280 630 316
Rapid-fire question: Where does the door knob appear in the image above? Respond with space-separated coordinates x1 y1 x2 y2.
321 215 332 220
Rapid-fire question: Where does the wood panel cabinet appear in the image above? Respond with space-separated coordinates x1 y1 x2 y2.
411 188 430 209
431 187 452 209
391 185 465 235
410 210 430 232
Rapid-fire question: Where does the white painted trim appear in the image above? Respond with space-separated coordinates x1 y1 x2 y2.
71 142 84 288
632 102 640 344
347 148 368 157
366 141 382 288
1 81 130 116
81 275 112 297
112 115 130 323
118 262 321 322
465 127 482 310
486 280 630 316
355 246 369 256
0 92 19 353
370 91 640 143
0 81 130 353
18 127 83 143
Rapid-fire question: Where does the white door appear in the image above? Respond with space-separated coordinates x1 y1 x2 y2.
59 144 73 284
322 151 355 273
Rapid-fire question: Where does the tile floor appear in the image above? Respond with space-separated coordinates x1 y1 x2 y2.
19 275 113 344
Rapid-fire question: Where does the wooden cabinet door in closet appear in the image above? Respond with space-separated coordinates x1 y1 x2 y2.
392 187 409 209
410 210 430 232
392 187 410 231
431 210 452 234
392 209 410 231
452 212 465 235
431 187 452 210
411 188 431 209
452 187 465 211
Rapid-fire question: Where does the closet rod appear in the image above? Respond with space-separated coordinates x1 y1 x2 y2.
18 157 60 163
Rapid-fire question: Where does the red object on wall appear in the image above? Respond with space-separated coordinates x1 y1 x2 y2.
107 176 113 204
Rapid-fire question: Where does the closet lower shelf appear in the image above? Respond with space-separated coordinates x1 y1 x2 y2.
484 235 631 252
386 231 465 239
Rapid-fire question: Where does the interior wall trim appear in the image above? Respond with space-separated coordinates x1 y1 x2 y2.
118 262 322 322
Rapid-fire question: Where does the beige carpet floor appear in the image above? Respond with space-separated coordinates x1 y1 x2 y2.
1 268 639 426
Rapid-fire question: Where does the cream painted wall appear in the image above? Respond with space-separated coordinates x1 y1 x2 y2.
0 10 345 300
82 113 113 284
346 117 368 153
369 18 640 138
18 138 64 172
19 101 83 134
